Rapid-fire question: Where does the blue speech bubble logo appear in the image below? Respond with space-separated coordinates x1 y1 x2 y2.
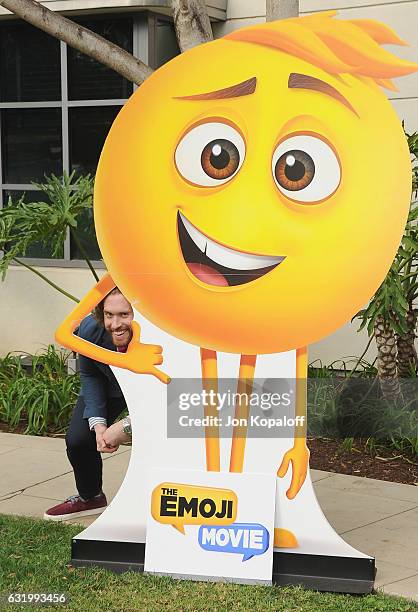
198 523 269 562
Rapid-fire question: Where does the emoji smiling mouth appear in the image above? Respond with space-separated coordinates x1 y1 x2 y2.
177 212 285 287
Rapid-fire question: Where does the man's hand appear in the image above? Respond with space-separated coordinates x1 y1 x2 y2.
277 441 310 499
125 322 170 384
103 421 130 448
94 423 118 453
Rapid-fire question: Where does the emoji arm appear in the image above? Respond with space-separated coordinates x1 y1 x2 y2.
277 346 310 499
55 273 123 364
55 273 170 383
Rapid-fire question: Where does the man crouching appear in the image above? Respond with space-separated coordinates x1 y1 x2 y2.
44 287 132 521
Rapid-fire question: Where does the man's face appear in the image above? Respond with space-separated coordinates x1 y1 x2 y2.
103 292 134 348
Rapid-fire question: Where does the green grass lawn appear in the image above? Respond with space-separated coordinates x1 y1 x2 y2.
0 515 417 612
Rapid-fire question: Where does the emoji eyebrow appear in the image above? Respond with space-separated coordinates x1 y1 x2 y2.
288 73 359 117
175 77 257 100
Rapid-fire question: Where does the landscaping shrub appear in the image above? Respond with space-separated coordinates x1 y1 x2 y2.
308 360 418 457
0 345 80 435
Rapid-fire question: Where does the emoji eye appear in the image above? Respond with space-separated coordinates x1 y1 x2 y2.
272 135 340 203
201 139 240 180
175 122 245 187
275 150 315 192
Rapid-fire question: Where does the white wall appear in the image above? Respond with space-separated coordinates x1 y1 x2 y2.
2 266 106 355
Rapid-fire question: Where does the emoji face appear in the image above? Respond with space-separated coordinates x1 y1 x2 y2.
94 38 411 354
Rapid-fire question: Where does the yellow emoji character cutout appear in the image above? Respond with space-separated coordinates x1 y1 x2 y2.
57 13 417 551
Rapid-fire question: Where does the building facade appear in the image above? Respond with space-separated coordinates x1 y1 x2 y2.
1 0 417 361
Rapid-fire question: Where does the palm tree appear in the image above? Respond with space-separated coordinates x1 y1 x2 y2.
396 132 418 377
357 131 418 394
358 264 406 397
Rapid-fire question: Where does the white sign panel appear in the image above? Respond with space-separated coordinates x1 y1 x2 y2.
144 469 276 584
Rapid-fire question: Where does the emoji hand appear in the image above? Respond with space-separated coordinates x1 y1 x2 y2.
125 321 170 384
277 441 310 499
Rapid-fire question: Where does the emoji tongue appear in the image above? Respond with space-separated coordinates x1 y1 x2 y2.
187 263 229 287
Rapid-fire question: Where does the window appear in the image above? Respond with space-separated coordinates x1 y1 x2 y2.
156 20 180 68
0 13 180 266
68 18 133 101
69 106 121 177
0 22 61 102
2 108 63 183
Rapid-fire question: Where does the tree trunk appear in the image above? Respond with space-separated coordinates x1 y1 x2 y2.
266 0 299 21
396 306 418 377
172 0 213 52
374 314 401 399
0 0 153 84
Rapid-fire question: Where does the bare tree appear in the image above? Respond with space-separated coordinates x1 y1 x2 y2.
0 0 153 84
0 0 214 82
172 0 213 51
266 0 299 21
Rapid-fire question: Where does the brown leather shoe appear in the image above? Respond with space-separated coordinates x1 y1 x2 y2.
43 493 107 521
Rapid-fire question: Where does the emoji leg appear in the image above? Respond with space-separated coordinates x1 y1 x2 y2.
229 354 257 473
200 348 220 472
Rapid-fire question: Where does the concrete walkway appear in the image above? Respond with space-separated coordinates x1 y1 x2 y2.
0 431 417 601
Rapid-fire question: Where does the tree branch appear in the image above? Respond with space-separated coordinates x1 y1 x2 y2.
266 0 299 21
172 0 213 53
0 0 153 84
